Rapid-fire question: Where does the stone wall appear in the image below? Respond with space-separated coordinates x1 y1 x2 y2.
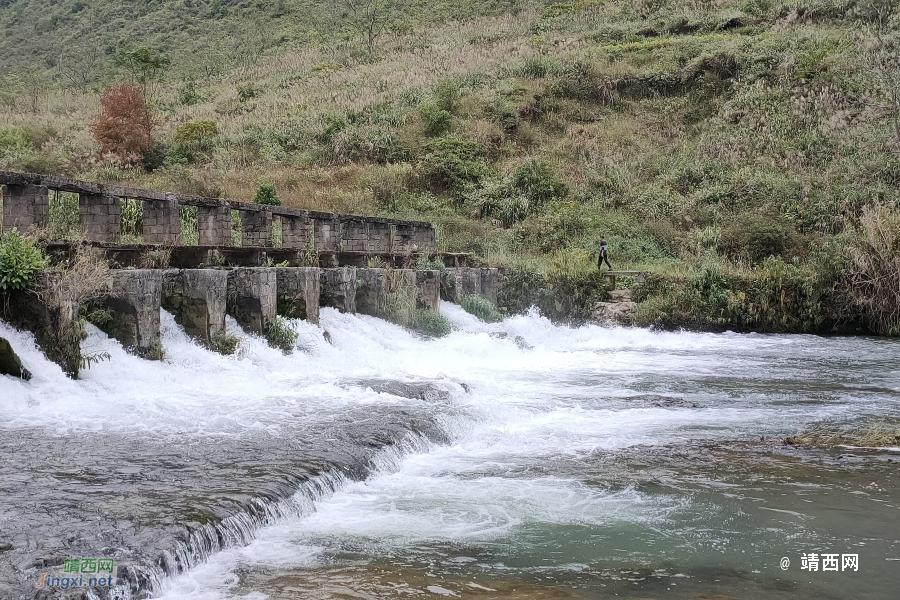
443 267 504 305
1 184 49 233
197 203 231 246
0 171 437 255
142 194 181 245
79 193 121 242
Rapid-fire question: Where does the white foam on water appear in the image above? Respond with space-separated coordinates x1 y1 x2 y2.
4 301 900 600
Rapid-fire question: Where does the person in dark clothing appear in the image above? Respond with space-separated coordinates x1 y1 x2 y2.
598 236 611 271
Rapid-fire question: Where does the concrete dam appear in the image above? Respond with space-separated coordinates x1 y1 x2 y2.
0 171 504 377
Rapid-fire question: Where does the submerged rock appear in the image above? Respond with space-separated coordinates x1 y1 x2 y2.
350 379 451 402
0 338 31 381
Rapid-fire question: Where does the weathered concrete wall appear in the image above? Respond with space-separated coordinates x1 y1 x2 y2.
416 270 441 313
1 272 80 378
142 194 181 245
320 267 356 313
197 203 231 246
226 268 276 335
162 269 228 346
79 193 121 242
99 270 163 359
240 208 273 247
2 183 49 233
275 267 321 324
443 267 503 305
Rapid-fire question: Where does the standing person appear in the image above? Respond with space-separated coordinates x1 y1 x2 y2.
598 236 611 271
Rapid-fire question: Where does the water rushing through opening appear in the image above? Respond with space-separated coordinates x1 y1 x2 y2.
1 303 898 600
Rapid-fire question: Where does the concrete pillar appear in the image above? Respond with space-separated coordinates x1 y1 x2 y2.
312 213 340 252
240 208 273 247
416 270 441 313
162 269 227 345
280 213 311 250
99 270 163 359
320 267 356 313
197 203 231 246
275 267 321 324
355 268 416 319
340 218 368 253
79 193 120 242
368 220 392 253
142 193 181 245
1 184 49 233
226 268 277 335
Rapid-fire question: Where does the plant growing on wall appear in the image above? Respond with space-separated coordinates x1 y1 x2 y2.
0 230 48 291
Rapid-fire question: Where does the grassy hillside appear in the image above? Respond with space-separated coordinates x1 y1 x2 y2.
1 0 898 332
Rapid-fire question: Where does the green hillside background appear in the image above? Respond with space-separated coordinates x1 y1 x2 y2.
1 0 898 333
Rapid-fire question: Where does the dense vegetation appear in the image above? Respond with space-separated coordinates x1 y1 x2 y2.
0 0 898 332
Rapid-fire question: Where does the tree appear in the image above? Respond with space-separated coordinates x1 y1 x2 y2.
112 43 170 141
340 0 398 57
57 42 102 92
90 84 153 166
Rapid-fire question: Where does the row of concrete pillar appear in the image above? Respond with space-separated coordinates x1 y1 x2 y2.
1 182 436 252
100 267 444 357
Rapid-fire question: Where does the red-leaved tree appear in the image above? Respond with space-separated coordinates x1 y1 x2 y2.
90 84 153 166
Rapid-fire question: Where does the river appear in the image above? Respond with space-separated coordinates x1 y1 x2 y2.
1 303 898 600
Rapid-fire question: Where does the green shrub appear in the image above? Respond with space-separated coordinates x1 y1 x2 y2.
175 120 219 144
514 159 569 206
253 183 281 206
633 253 833 333
0 231 47 291
420 135 492 192
410 308 452 337
264 317 298 354
720 215 800 262
420 104 452 137
461 294 502 322
210 332 241 355
433 79 461 114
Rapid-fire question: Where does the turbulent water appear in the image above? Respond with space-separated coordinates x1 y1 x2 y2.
1 303 898 600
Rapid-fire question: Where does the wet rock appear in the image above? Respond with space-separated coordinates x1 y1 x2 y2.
489 331 507 339
0 338 31 381
592 300 637 325
514 335 533 350
625 395 699 408
351 379 451 402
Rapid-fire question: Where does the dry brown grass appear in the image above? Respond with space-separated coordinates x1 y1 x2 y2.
784 420 900 448
848 205 900 336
